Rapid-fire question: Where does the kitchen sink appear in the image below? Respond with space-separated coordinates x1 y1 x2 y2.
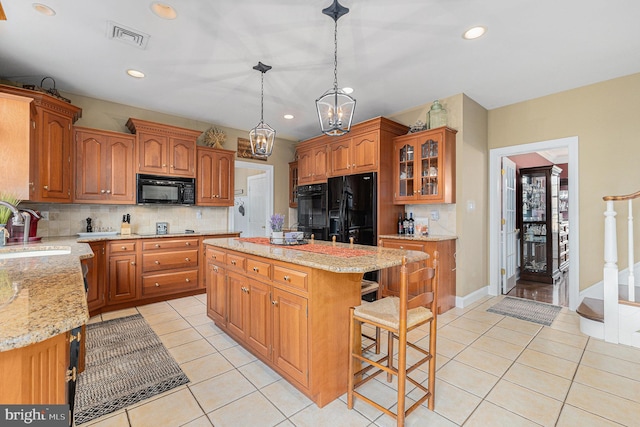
0 246 71 260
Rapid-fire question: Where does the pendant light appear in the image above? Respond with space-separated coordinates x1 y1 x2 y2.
315 0 355 137
249 61 275 158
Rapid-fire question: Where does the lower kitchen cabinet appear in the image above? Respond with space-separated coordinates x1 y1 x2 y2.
206 259 226 324
84 241 106 312
379 236 457 314
107 240 139 304
272 287 308 387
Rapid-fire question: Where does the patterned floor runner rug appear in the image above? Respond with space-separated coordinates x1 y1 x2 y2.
487 296 562 326
74 314 189 425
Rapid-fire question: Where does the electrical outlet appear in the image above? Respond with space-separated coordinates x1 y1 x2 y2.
430 210 440 221
41 211 49 221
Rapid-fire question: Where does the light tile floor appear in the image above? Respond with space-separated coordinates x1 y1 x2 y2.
81 294 640 427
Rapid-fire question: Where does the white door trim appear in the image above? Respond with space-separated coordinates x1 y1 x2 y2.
228 160 274 234
489 136 580 310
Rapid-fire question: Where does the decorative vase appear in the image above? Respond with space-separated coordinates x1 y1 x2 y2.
271 231 284 244
428 100 447 129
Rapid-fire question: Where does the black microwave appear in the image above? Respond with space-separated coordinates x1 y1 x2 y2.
136 174 196 205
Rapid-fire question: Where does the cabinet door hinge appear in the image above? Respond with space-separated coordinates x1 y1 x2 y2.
501 268 506 275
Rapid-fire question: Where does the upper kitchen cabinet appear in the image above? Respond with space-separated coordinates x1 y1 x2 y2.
289 161 298 208
328 130 378 176
297 144 328 185
393 126 457 204
126 118 200 178
197 146 235 206
74 127 135 204
0 84 82 203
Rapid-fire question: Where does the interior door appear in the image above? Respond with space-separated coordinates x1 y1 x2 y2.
501 157 518 294
247 173 268 237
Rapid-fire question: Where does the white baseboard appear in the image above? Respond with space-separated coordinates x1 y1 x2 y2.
456 286 489 308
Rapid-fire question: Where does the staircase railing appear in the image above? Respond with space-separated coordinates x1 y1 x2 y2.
602 190 639 343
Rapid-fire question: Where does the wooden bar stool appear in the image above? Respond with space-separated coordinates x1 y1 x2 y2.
348 253 438 426
360 278 381 353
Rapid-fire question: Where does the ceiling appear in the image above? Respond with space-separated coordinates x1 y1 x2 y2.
1 1 640 142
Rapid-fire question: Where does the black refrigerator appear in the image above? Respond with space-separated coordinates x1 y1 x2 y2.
327 172 377 246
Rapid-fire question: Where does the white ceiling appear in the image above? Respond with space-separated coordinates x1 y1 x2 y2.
1 0 640 142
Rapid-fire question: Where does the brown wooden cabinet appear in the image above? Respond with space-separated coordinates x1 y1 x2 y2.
328 130 379 176
126 118 200 178
289 161 298 207
196 146 235 206
141 237 200 297
297 144 328 185
0 84 82 203
392 126 457 204
74 127 135 204
85 241 106 314
107 240 139 303
272 286 309 387
206 251 226 324
379 237 457 314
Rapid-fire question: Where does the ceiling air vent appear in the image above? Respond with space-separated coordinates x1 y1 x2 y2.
106 21 150 49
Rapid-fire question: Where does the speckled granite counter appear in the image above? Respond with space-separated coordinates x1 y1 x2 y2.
0 238 94 351
203 237 429 273
379 234 458 242
76 230 239 243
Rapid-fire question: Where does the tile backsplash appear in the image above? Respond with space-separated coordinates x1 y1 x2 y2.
22 203 230 237
405 204 457 236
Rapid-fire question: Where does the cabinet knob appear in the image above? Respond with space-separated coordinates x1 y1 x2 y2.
101 190 106 194
155 244 161 248
185 278 190 282
186 242 191 246
231 260 236 265
400 246 404 249
171 165 174 168
131 261 136 266
253 267 259 272
346 164 350 169
213 266 218 273
283 275 290 282
155 282 160 287
121 246 126 250
162 164 166 167
211 255 216 259
43 185 49 190
185 257 190 262
155 260 160 264
272 300 278 306
352 163 355 167
106 190 111 194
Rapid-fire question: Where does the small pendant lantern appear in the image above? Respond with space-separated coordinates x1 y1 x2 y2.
315 0 355 137
249 61 275 159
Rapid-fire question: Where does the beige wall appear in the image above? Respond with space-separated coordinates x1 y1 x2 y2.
489 72 640 289
66 91 297 225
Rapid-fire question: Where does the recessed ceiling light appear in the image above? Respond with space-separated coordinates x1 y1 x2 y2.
463 26 487 40
150 2 177 19
126 69 145 78
342 87 354 94
32 3 56 16
284 114 294 120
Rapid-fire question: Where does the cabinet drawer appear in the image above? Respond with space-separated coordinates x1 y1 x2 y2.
206 247 226 264
142 270 199 297
226 253 246 270
246 257 271 279
273 265 308 291
143 238 199 251
110 241 137 253
381 240 425 252
142 249 199 272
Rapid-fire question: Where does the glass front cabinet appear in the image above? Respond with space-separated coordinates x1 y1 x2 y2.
392 126 457 204
518 165 562 283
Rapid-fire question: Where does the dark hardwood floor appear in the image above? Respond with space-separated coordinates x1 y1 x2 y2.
507 270 569 306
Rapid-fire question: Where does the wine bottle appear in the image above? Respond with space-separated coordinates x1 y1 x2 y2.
398 215 404 235
402 213 409 235
408 212 415 235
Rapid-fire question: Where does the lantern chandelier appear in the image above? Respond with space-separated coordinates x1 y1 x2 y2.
315 0 355 137
249 61 275 158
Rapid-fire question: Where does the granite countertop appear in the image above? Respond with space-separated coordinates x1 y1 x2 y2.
203 238 429 273
0 238 94 352
77 230 240 243
379 234 458 242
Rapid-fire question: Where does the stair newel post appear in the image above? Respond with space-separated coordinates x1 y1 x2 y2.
627 199 635 302
603 200 619 343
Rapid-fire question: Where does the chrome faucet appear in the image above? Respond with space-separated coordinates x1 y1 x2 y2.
0 201 30 243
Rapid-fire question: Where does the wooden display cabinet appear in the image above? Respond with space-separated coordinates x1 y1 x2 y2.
289 161 298 207
392 126 456 204
518 165 562 283
196 146 235 206
74 127 135 204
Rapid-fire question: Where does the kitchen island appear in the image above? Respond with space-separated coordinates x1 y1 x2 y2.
0 238 93 404
203 237 428 407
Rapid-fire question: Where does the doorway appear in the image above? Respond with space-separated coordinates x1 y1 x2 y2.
489 136 580 310
228 160 274 237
